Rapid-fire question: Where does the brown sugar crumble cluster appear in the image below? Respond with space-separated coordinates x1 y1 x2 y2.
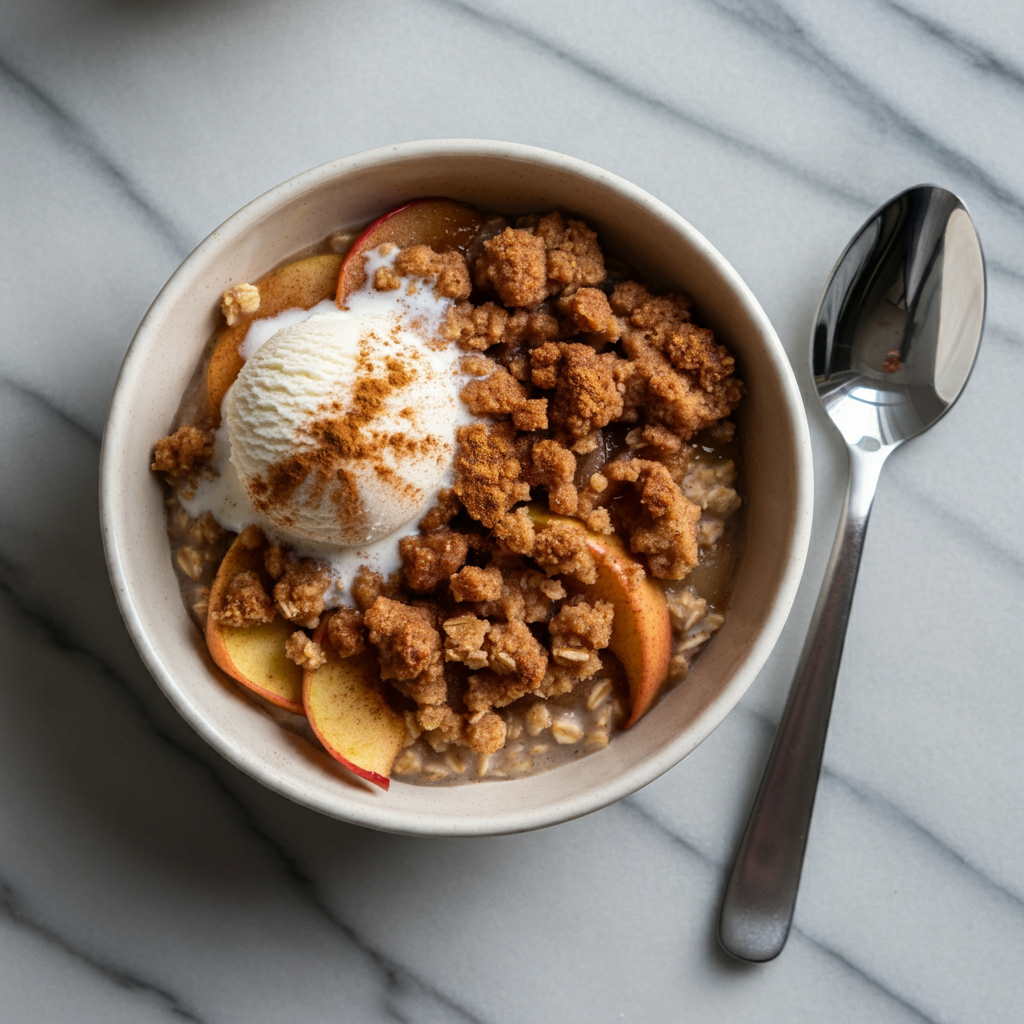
154 206 744 786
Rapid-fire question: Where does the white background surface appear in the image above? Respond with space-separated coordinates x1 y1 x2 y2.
2 1 1022 1021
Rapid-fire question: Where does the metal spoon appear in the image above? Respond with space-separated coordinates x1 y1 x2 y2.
718 185 986 963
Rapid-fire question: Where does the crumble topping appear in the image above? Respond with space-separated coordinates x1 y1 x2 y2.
393 245 473 300
400 529 471 593
460 366 550 432
443 613 490 669
326 606 367 658
211 570 275 629
469 556 564 624
285 631 326 671
533 520 598 584
530 342 627 451
471 212 606 310
270 557 330 629
465 712 506 755
452 421 531 528
604 459 701 578
560 288 621 344
364 597 446 706
618 290 743 440
530 211 606 295
155 204 745 785
350 565 391 611
493 507 536 555
221 282 260 326
449 565 503 603
151 425 214 477
473 228 549 309
547 597 614 685
527 439 577 516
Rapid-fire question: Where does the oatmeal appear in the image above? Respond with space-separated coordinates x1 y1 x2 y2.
152 200 744 789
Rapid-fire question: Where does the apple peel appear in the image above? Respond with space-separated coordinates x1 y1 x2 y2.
206 535 304 715
336 198 484 306
303 616 407 790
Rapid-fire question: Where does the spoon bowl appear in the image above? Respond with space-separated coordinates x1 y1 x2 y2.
718 185 985 962
814 186 985 451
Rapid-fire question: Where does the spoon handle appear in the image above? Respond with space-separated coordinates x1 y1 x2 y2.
718 445 888 962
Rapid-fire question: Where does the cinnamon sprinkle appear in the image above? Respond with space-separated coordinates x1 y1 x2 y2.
249 327 446 536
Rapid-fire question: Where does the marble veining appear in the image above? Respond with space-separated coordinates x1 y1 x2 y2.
441 0 878 210
2 0 1022 1020
0 52 192 260
0 451 486 1024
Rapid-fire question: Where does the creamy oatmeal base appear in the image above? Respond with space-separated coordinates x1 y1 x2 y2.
152 206 744 786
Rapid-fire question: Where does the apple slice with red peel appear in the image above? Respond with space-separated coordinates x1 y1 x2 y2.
336 198 484 306
206 535 304 714
527 506 672 728
207 253 343 422
303 615 407 790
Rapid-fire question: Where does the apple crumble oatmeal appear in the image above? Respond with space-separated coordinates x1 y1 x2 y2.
152 200 744 790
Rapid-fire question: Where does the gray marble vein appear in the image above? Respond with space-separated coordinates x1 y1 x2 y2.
620 800 940 1024
708 0 1024 214
0 881 204 1022
0 549 490 1024
883 0 1024 89
0 375 101 445
438 0 874 209
0 50 191 258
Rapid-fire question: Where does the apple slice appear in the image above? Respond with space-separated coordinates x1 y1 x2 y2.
206 534 304 714
527 506 672 728
336 198 484 306
303 615 407 790
207 253 343 421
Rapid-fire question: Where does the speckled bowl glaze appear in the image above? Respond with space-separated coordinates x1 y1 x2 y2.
100 140 812 836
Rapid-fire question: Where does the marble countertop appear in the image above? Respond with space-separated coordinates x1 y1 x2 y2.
2 1 1023 1020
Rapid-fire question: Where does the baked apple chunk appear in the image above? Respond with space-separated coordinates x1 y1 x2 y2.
206 532 304 715
303 615 407 791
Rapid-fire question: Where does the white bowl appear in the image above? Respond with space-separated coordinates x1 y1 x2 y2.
100 140 812 836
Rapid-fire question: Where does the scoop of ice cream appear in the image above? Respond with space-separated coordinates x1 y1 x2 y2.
224 309 464 546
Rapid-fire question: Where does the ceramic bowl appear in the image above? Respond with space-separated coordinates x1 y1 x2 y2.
100 139 812 836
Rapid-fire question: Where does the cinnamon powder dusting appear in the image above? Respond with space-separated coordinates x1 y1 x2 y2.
249 326 447 537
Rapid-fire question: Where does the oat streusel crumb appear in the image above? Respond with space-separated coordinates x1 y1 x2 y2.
394 246 472 300
273 558 330 629
211 570 275 629
285 631 326 670
364 597 446 706
221 282 260 326
326 606 366 658
152 426 214 477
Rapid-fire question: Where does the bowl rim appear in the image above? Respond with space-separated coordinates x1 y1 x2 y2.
100 139 813 835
